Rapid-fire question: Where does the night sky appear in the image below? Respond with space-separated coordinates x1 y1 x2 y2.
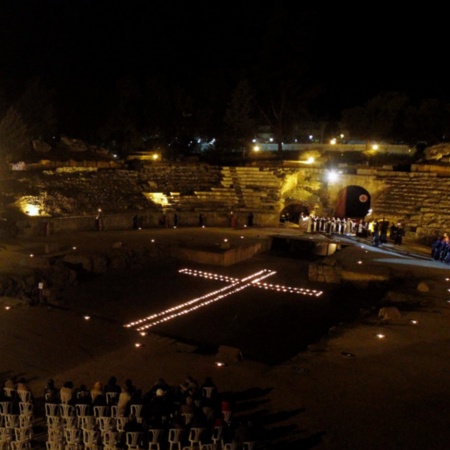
0 2 447 134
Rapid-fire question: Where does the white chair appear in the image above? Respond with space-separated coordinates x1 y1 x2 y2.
64 428 82 450
147 428 162 450
12 427 32 450
46 441 64 450
82 428 101 450
78 415 96 431
10 442 31 450
106 392 119 405
97 416 114 436
0 427 12 450
93 406 109 422
211 426 223 448
59 404 75 419
114 417 128 433
3 388 15 399
18 403 33 418
125 431 144 450
4 414 19 430
222 411 232 426
18 415 32 430
130 405 143 423
167 428 183 450
110 405 121 418
13 427 32 444
181 413 193 426
185 427 205 450
47 427 64 444
103 430 119 450
62 416 78 430
16 391 31 404
222 444 238 450
46 415 62 431
75 404 92 418
202 387 214 399
0 402 12 416
45 403 60 418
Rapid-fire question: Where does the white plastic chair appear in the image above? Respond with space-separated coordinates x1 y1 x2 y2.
114 417 128 433
222 410 232 426
4 414 19 430
103 430 119 450
16 391 31 404
147 428 162 450
181 413 193 426
59 404 75 418
18 402 33 418
0 427 12 450
62 416 78 430
211 426 223 448
13 427 32 444
125 431 144 450
82 428 101 450
186 428 205 449
78 415 96 431
93 406 109 422
167 428 183 450
110 405 121 418
46 415 62 431
106 392 119 405
130 405 143 423
202 387 215 399
12 427 32 450
222 444 238 450
18 415 33 430
97 416 114 435
47 427 64 444
64 428 82 450
3 388 15 399
0 402 12 416
45 403 60 418
75 404 92 418
46 441 64 450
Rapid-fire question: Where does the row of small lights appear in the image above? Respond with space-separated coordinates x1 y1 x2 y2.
18 241 438 352
252 281 323 297
124 269 276 332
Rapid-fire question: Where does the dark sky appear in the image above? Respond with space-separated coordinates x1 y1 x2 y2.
0 2 447 131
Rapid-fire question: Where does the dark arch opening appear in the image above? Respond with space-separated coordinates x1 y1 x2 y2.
335 186 371 219
280 204 310 223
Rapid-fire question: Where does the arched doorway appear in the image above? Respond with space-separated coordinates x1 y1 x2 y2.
280 204 309 223
335 186 371 218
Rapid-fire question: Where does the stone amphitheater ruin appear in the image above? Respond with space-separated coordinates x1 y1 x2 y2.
2 145 450 244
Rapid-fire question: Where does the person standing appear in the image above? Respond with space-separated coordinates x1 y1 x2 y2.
394 223 404 245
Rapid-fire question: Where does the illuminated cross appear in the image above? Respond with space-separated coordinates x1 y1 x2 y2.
124 268 324 332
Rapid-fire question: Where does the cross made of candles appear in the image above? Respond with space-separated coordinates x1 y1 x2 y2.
124 268 324 332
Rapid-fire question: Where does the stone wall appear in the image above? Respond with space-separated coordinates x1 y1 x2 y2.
3 161 450 242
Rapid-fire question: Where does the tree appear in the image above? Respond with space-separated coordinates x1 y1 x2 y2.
223 79 255 157
0 106 30 163
250 9 320 158
341 92 410 142
15 78 58 141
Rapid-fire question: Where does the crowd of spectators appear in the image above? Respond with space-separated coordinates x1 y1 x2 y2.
1 374 267 449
